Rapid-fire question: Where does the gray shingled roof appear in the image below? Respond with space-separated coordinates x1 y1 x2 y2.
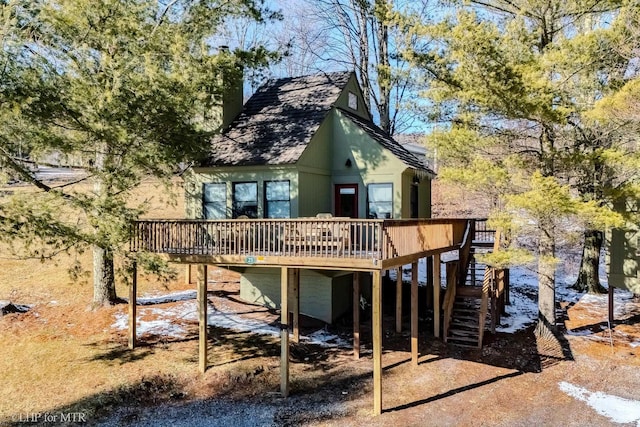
337 108 435 175
203 71 353 167
202 71 434 176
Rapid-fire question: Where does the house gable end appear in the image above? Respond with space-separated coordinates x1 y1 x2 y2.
333 73 371 122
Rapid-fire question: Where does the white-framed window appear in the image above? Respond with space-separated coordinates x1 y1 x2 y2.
202 183 226 219
264 180 291 218
348 91 358 110
367 183 393 219
232 182 258 218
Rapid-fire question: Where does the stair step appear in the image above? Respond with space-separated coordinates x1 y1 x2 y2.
456 287 483 298
455 297 481 302
453 302 480 307
448 329 480 338
454 301 480 307
454 299 481 304
451 319 480 328
447 335 479 343
452 307 479 313
454 312 478 318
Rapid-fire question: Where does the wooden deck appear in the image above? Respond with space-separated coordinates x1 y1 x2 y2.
128 217 484 416
130 218 470 270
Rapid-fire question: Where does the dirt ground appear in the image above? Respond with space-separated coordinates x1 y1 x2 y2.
2 271 639 427
2 179 639 426
86 271 640 427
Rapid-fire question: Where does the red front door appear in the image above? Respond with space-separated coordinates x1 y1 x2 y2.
335 184 358 218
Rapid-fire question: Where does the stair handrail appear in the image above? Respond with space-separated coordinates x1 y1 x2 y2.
477 266 492 348
487 226 510 335
442 260 459 342
457 219 475 287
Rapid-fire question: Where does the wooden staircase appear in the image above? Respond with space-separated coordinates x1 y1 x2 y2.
443 220 509 348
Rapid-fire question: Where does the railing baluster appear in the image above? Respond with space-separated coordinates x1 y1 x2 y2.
133 218 480 265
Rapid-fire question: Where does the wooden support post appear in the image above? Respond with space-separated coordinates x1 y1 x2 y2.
186 264 193 285
289 268 300 343
395 267 402 333
608 285 615 327
492 269 498 334
197 264 208 374
372 270 383 416
426 257 433 308
280 266 290 397
411 261 419 366
432 254 441 338
504 268 510 306
128 261 137 350
353 272 360 360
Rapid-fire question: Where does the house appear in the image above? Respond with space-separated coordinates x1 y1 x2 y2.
183 71 435 323
606 223 640 295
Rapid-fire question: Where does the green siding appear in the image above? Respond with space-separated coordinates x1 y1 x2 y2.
331 274 353 320
296 113 333 216
239 268 352 323
298 172 332 216
297 113 333 171
333 74 370 121
399 170 432 218
183 77 435 325
420 178 432 218
184 166 299 219
331 109 424 219
606 226 640 293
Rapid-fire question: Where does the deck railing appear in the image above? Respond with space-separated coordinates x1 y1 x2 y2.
473 218 495 247
379 219 468 260
130 218 383 259
130 218 471 263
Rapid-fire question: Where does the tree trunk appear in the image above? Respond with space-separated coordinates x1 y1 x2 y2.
92 246 117 306
572 229 606 294
91 141 118 306
376 11 390 134
353 0 371 112
535 227 557 339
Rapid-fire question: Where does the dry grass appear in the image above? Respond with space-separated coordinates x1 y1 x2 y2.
0 178 209 422
2 178 640 426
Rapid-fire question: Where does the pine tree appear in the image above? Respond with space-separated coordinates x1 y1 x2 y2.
410 0 636 337
0 0 278 306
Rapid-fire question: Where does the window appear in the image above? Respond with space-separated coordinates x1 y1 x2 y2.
232 182 258 218
348 91 358 110
265 181 291 218
202 183 226 219
367 183 393 219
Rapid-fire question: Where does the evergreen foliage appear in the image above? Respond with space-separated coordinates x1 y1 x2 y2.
409 0 639 336
0 0 279 306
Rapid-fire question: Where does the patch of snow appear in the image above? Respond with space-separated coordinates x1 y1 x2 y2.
565 328 597 336
388 258 429 285
112 294 350 348
559 382 640 426
572 290 636 319
495 266 538 333
303 328 350 348
137 290 197 305
112 301 191 339
116 312 183 338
